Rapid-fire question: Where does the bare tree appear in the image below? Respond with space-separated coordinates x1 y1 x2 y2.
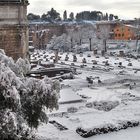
69 12 74 20
97 25 110 52
67 24 97 51
63 10 67 21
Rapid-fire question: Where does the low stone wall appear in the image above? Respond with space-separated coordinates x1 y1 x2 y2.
76 120 140 138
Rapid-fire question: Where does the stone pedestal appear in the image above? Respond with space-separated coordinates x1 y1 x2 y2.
119 51 125 57
93 49 97 55
101 50 105 56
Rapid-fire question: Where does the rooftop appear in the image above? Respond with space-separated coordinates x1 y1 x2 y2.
96 20 119 25
125 24 139 29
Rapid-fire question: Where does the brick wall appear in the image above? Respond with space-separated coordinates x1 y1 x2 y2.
0 25 28 60
0 2 29 60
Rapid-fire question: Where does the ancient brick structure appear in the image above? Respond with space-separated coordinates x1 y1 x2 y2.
29 23 66 49
0 0 29 60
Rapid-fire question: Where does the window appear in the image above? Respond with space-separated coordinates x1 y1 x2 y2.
122 34 124 37
118 34 121 37
115 34 117 37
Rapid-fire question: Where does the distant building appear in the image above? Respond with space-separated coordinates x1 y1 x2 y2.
96 21 118 39
96 21 140 40
114 24 139 40
0 0 29 60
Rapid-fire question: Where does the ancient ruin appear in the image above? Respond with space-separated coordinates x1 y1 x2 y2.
0 0 29 60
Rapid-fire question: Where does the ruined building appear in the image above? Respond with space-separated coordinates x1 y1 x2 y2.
29 23 66 49
0 0 29 60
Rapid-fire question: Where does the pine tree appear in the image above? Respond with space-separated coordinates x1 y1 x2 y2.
105 13 108 21
114 15 118 20
69 12 74 20
63 10 67 21
109 14 114 21
46 8 60 21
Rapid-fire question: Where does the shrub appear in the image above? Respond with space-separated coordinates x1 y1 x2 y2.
0 50 60 140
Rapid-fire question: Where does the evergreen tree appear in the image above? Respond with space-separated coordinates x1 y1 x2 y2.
109 14 114 21
105 13 108 21
63 10 67 21
0 50 60 140
114 15 118 20
46 8 61 21
90 11 97 20
41 13 48 21
76 13 81 20
27 13 40 21
69 12 74 20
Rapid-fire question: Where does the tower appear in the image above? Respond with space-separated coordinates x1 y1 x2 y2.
0 0 29 60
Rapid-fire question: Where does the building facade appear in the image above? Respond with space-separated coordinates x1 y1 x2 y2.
0 0 29 60
96 21 118 39
114 25 138 40
96 21 139 40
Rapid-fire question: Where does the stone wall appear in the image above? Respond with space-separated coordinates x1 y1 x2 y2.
0 25 28 60
0 1 29 60
0 5 27 25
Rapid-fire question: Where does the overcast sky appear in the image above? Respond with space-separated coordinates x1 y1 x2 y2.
28 0 140 19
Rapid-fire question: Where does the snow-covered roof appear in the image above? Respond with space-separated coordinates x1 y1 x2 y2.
125 24 138 29
96 21 118 25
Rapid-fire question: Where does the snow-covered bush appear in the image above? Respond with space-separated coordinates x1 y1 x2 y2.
0 49 31 77
20 77 60 129
0 50 60 139
16 58 31 77
86 101 119 111
49 120 68 131
93 101 119 111
67 107 78 113
0 63 30 140
76 120 139 138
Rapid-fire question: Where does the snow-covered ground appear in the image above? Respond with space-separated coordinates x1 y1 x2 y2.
37 125 140 140
30 49 140 140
